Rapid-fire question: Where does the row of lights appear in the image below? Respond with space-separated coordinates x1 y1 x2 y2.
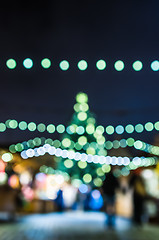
20 144 156 168
9 136 154 157
1 119 159 135
3 58 159 71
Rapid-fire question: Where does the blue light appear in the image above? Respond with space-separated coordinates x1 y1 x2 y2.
151 60 159 71
79 184 88 193
115 125 124 134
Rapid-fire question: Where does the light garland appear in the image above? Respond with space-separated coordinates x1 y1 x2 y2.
3 58 159 71
20 144 157 168
1 119 159 135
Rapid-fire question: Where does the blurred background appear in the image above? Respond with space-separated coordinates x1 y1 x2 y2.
1 0 159 239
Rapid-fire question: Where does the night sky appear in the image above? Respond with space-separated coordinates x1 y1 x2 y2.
0 1 159 146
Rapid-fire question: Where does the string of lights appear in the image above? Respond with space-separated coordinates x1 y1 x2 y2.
3 58 159 71
20 144 157 168
1 118 159 135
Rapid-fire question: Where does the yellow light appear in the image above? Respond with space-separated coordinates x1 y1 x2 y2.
79 103 89 112
97 136 105 145
78 136 87 145
76 92 88 103
86 147 96 155
93 178 103 187
64 159 74 168
83 173 92 183
96 168 105 176
77 112 87 121
78 161 87 169
62 138 71 148
102 164 111 173
86 124 95 134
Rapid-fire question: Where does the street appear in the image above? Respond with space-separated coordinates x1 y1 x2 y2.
0 212 159 240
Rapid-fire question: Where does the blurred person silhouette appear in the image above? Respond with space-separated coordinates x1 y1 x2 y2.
55 189 64 212
102 170 120 228
129 169 147 226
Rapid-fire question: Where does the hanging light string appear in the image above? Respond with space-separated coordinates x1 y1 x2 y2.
9 136 159 157
0 119 159 135
20 143 157 168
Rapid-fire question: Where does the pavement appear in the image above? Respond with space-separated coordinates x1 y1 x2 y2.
0 211 159 240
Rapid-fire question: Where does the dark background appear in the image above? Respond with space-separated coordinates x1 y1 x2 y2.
0 0 159 146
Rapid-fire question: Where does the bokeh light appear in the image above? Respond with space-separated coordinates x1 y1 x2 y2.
132 60 143 71
41 58 51 68
96 60 106 70
114 60 124 71
151 60 159 71
77 60 88 70
23 58 33 69
6 59 16 69
59 60 69 70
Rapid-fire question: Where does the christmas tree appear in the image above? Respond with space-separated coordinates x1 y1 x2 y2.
57 92 110 187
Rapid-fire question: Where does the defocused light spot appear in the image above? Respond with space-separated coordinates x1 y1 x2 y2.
132 60 143 71
41 58 51 68
19 121 27 130
23 58 33 69
151 60 159 71
78 60 88 70
96 60 106 70
106 125 114 135
114 60 124 71
2 153 13 162
56 124 65 133
28 122 36 131
6 59 16 69
59 60 69 70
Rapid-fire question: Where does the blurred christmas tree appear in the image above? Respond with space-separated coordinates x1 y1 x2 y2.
57 92 110 187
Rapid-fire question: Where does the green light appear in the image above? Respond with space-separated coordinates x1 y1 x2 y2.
78 161 87 169
79 103 89 112
96 168 105 176
27 140 34 148
9 145 16 153
62 138 71 148
135 124 144 133
64 159 73 168
9 120 18 129
45 138 53 145
114 60 124 71
41 58 51 68
97 136 105 145
125 124 134 133
83 173 92 183
77 112 87 121
145 122 154 131
56 124 65 133
74 103 81 112
86 124 95 134
154 121 159 130
113 140 120 149
76 92 88 103
47 124 55 133
106 125 114 135
33 137 42 146
134 140 143 149
78 136 87 145
105 141 113 150
19 121 27 130
126 138 135 147
0 123 6 132
78 60 88 70
75 143 83 150
23 58 33 69
53 140 61 148
59 60 69 70
87 117 96 124
96 125 104 134
66 125 76 134
15 143 24 152
102 164 111 173
132 61 143 71
37 123 46 132
5 119 11 128
6 59 16 69
28 122 36 131
96 60 106 70
76 126 85 135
